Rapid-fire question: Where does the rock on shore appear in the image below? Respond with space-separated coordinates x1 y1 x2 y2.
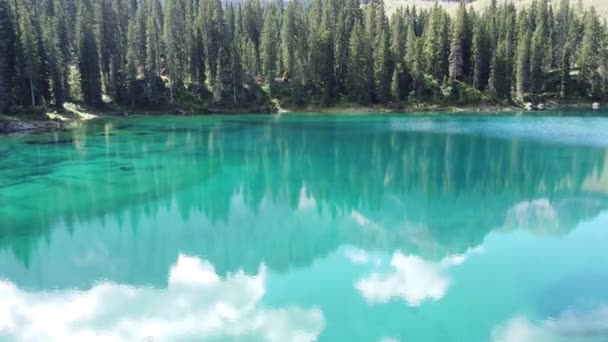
0 115 62 134
0 117 36 133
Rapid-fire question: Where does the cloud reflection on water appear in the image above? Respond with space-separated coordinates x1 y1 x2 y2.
492 306 608 342
0 255 324 342
355 247 483 306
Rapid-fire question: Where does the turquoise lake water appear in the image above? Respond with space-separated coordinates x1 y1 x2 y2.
1 113 608 341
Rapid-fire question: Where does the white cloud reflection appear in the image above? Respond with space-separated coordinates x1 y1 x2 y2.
503 198 560 232
0 255 324 342
492 306 608 342
298 186 317 210
356 247 482 306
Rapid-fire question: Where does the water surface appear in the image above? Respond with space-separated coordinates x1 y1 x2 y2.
1 113 608 341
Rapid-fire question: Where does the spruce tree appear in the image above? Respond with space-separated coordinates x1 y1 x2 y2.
0 0 17 113
516 10 531 100
529 12 545 96
579 8 602 99
45 19 66 108
146 0 164 78
373 0 390 103
347 21 370 103
449 2 470 81
405 20 422 97
280 0 298 79
260 3 279 80
488 39 508 100
125 15 139 106
164 0 188 103
77 0 102 105
18 4 41 107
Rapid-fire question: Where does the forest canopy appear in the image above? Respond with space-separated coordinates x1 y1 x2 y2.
0 0 607 113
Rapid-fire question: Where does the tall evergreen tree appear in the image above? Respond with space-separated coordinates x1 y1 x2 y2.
449 2 471 81
405 20 422 97
471 17 489 90
373 0 390 103
488 39 509 100
98 0 124 101
579 7 602 99
45 18 66 108
18 3 41 107
164 0 188 103
146 0 163 78
529 1 547 96
260 2 279 80
0 0 17 113
423 5 449 81
77 0 102 105
281 0 299 79
516 10 531 100
347 20 370 103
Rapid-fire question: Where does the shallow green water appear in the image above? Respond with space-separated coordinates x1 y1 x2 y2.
1 113 608 341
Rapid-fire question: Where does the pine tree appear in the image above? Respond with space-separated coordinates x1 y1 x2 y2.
134 0 148 76
373 0 390 103
146 0 163 78
516 10 531 100
77 0 102 105
260 2 279 80
423 5 450 81
579 7 602 99
364 0 377 100
98 0 124 101
334 0 357 93
347 20 370 103
449 2 471 81
145 0 165 103
471 19 488 90
488 39 508 100
125 14 139 106
45 18 66 108
241 0 263 78
0 0 17 113
308 3 336 104
405 20 422 97
529 5 546 96
281 0 298 79
165 0 188 103
225 3 243 104
18 3 41 107
200 0 224 85
214 44 232 103
390 8 405 63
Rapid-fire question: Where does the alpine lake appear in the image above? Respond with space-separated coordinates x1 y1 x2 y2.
1 112 608 341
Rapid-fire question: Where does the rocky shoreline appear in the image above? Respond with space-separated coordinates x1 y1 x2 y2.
1 101 604 134
0 115 64 134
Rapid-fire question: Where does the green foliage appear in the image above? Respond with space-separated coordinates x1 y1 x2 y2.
1 0 608 113
77 0 102 105
347 21 371 104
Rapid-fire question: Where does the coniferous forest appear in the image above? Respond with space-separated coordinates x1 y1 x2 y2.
1 0 608 114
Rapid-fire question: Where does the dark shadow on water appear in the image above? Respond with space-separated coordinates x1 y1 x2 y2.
24 138 74 145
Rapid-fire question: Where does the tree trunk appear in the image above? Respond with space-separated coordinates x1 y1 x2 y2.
29 76 36 107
